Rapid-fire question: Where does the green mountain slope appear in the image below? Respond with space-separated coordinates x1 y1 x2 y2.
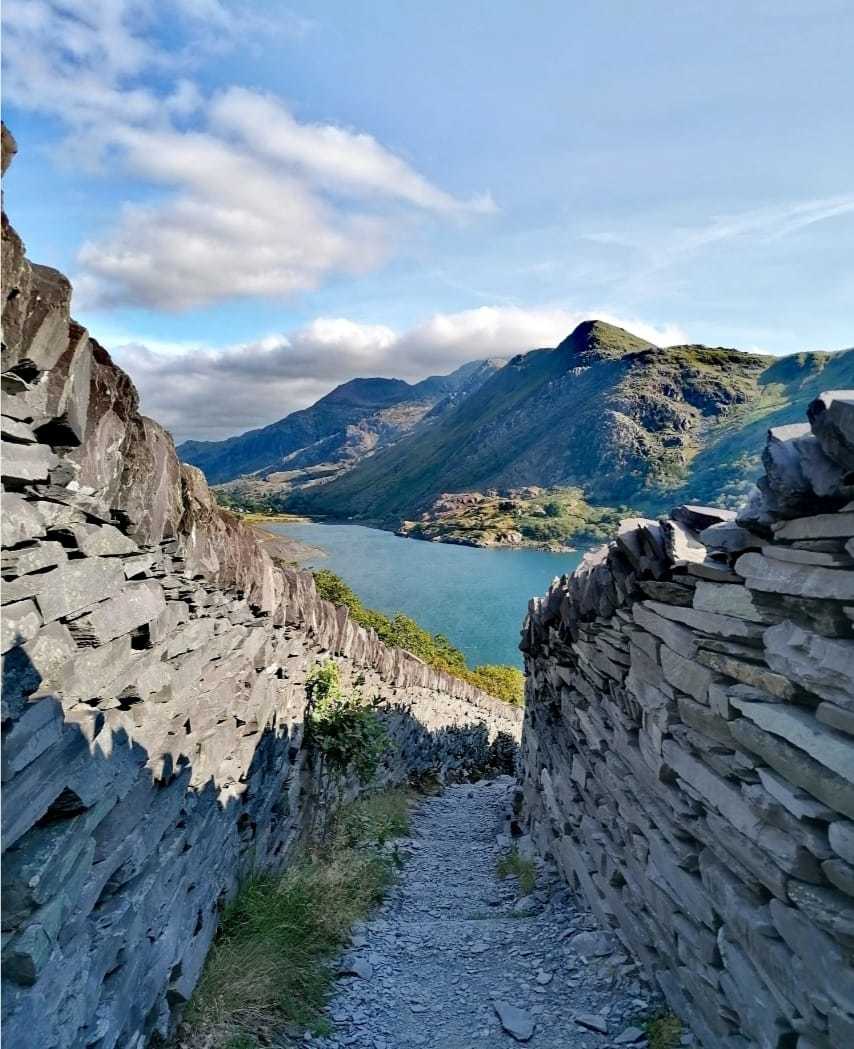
285 320 853 523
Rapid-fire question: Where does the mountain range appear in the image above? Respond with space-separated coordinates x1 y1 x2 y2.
178 320 854 545
179 359 504 489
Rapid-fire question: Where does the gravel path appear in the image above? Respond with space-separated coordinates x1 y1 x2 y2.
311 778 661 1049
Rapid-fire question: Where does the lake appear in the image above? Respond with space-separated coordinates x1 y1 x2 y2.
266 522 583 668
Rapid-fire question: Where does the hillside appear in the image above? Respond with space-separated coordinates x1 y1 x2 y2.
283 321 853 531
178 359 505 488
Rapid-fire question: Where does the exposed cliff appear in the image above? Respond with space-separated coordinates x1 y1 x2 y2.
521 389 854 1048
0 127 521 1049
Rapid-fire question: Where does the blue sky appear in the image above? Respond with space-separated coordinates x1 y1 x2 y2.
3 1 853 440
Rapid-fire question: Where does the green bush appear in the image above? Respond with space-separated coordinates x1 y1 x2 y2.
311 570 524 704
519 518 569 542
465 664 525 704
305 662 387 785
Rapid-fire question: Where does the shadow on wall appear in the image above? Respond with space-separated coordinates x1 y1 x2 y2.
1 642 518 1049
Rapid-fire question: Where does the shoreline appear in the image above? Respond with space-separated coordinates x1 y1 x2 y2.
241 509 585 559
244 513 326 565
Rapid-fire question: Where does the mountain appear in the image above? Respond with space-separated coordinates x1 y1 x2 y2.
283 320 854 525
177 358 506 488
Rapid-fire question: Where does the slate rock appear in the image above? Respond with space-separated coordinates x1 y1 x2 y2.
763 621 854 710
660 519 706 564
671 505 736 531
807 390 854 470
70 580 167 644
1 441 58 484
1 599 42 654
338 957 373 980
493 1001 535 1042
70 522 139 557
731 697 854 781
614 1026 647 1044
1 494 45 547
735 551 854 601
34 557 126 622
698 521 761 553
773 512 854 541
1 416 36 443
574 1012 609 1034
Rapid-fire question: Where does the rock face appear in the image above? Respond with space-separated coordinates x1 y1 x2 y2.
0 129 522 1049
520 395 854 1049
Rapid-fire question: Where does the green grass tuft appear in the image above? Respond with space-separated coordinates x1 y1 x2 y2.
645 1011 683 1049
174 789 411 1049
496 848 537 896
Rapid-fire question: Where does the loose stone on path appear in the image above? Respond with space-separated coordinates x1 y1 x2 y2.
308 779 658 1048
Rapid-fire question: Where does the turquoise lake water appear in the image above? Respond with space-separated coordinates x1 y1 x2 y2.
268 522 583 667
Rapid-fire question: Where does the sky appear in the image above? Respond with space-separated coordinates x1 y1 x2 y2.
3 0 853 442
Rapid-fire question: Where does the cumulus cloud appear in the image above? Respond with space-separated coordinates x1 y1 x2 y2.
110 307 688 442
2 1 492 310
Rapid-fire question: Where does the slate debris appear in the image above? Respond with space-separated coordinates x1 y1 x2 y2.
310 781 657 1049
521 394 854 1049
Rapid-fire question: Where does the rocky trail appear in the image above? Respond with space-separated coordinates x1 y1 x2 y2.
312 779 666 1049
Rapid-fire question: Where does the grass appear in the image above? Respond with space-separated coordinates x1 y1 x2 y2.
644 1012 683 1049
174 789 411 1049
496 848 537 896
311 568 525 705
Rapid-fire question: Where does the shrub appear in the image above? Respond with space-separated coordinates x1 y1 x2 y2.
305 662 388 786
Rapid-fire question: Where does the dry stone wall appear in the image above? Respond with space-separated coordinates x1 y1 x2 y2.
0 127 521 1049
520 393 854 1049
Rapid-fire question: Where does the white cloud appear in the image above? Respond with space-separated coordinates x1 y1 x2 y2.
2 0 491 310
110 307 688 442
210 88 496 216
74 127 390 309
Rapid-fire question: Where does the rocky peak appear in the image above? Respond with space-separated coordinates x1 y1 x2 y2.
556 319 657 363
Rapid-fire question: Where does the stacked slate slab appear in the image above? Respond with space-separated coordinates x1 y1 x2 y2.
0 126 521 1049
520 389 854 1049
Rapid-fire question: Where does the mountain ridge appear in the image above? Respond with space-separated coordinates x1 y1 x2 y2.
178 357 506 486
179 319 853 544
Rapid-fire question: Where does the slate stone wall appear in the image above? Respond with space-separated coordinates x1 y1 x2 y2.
520 394 854 1049
0 126 521 1049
